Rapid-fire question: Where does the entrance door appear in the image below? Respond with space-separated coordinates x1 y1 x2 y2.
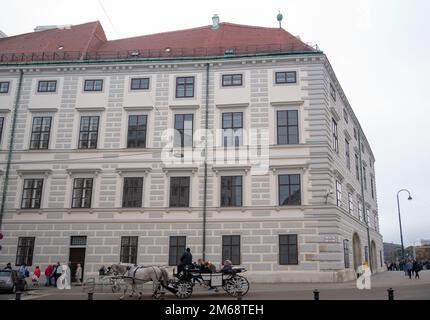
69 248 86 283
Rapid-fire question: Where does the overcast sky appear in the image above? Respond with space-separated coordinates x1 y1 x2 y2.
1 0 428 246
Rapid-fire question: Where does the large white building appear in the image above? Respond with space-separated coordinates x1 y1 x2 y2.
0 17 383 282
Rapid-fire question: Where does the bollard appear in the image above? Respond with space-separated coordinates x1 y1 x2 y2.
15 291 22 300
387 288 394 300
237 290 243 300
313 289 320 301
88 292 94 300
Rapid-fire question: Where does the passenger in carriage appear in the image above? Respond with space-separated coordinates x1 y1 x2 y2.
220 260 233 273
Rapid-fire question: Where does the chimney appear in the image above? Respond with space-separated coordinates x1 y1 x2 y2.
212 14 220 30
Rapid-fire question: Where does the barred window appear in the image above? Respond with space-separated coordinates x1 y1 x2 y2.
169 236 186 266
175 77 194 98
37 80 57 92
220 176 242 207
120 236 138 264
122 177 143 208
222 112 243 147
30 117 51 150
130 78 149 90
222 235 240 265
127 115 147 148
275 71 296 84
71 178 93 208
169 177 190 207
277 110 299 145
78 116 99 149
278 174 301 206
21 179 43 209
0 81 9 93
343 239 350 268
84 79 103 91
279 234 298 265
16 237 35 266
222 74 242 86
70 236 87 246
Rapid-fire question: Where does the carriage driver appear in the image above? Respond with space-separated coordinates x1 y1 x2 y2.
177 248 193 275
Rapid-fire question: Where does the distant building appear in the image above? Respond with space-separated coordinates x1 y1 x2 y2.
415 240 430 262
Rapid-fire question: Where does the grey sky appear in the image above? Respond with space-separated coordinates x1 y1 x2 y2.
1 0 428 246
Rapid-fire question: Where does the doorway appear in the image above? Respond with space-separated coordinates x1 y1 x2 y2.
69 236 87 283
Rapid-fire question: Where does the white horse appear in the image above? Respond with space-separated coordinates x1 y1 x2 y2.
107 263 169 300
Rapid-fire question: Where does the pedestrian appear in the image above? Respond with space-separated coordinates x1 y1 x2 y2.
4 262 12 270
413 260 421 279
18 263 29 279
53 262 62 286
44 265 53 286
177 248 193 276
32 266 41 287
75 263 82 284
405 260 413 279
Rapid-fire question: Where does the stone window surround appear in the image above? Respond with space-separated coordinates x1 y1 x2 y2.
24 108 58 151
115 167 152 210
65 168 101 213
269 101 304 146
270 165 308 209
15 169 52 212
215 103 249 147
72 108 106 150
162 166 198 211
121 106 153 149
0 109 10 150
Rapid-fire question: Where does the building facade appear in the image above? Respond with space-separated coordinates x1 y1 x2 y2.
0 19 383 282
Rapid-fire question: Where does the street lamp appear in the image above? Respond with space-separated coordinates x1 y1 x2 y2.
396 189 412 261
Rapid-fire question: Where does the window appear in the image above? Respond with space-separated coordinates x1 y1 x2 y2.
0 81 9 93
84 79 103 92
130 78 149 90
380 250 383 268
370 177 375 199
16 237 35 266
220 176 242 207
345 139 350 170
78 116 99 149
330 83 336 101
278 174 301 206
127 115 147 148
343 239 350 268
21 179 43 209
363 166 367 190
30 117 51 150
343 109 349 123
275 71 297 84
120 236 138 264
71 178 93 208
37 80 57 93
222 74 242 86
169 177 190 207
174 114 193 148
358 200 363 221
348 193 354 215
222 112 243 147
70 236 87 246
0 117 4 143
355 154 360 180
175 76 194 98
353 127 357 140
332 118 338 153
277 110 299 145
279 234 298 265
222 235 240 265
122 177 143 208
365 208 370 225
336 181 342 207
364 246 369 263
169 236 186 266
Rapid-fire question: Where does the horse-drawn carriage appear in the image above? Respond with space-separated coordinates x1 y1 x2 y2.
83 263 250 299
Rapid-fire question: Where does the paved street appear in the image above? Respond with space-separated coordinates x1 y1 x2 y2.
1 271 429 300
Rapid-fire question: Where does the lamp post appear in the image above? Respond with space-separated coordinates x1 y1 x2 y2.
396 189 412 261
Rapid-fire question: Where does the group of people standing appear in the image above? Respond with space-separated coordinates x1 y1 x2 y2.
404 260 423 279
386 259 425 279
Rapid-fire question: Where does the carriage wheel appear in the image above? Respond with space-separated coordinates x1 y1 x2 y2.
175 280 193 299
223 275 250 297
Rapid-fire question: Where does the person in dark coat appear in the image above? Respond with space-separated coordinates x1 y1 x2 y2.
177 248 192 275
413 260 421 279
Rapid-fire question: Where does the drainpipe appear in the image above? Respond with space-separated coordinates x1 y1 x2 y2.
0 69 24 230
202 63 210 261
357 130 373 272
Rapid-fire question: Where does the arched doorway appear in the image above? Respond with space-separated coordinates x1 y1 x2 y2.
371 241 377 273
352 233 362 271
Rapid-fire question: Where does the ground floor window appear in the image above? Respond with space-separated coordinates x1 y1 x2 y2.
279 234 298 265
120 236 138 264
16 237 35 266
343 239 350 268
169 236 186 266
222 235 240 265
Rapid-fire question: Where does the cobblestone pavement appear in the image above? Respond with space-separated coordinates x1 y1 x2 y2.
1 270 429 300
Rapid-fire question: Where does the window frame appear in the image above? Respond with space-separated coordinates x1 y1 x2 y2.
169 176 190 208
332 118 339 153
15 237 35 266
0 81 10 94
37 80 57 93
83 79 103 92
343 239 350 268
330 83 337 101
78 116 99 149
174 113 194 148
355 153 360 180
222 235 241 265
348 192 354 215
278 174 301 206
169 236 186 266
21 178 44 209
275 71 297 84
336 180 342 207
175 76 195 98
222 74 243 87
220 176 243 207
276 110 299 145
122 177 144 208
345 139 350 170
29 116 52 150
120 236 138 265
222 112 243 147
71 178 93 208
130 77 150 90
279 234 298 265
127 114 147 148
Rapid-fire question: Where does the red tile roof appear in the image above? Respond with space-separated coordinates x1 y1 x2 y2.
0 21 315 63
